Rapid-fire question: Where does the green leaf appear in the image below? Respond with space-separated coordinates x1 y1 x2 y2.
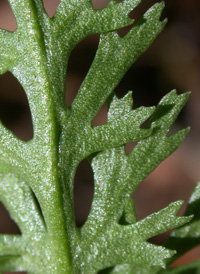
0 174 45 234
164 181 200 263
71 2 166 123
0 256 23 272
116 181 200 274
104 264 160 274
72 91 191 273
0 0 191 273
0 56 12 74
54 0 142 44
0 174 47 271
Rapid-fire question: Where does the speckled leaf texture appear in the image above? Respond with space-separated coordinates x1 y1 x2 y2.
110 182 200 274
124 183 200 274
0 0 193 273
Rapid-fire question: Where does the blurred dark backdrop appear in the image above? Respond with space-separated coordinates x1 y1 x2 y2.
0 0 200 272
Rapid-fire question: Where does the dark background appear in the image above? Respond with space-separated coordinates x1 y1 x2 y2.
0 0 200 272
